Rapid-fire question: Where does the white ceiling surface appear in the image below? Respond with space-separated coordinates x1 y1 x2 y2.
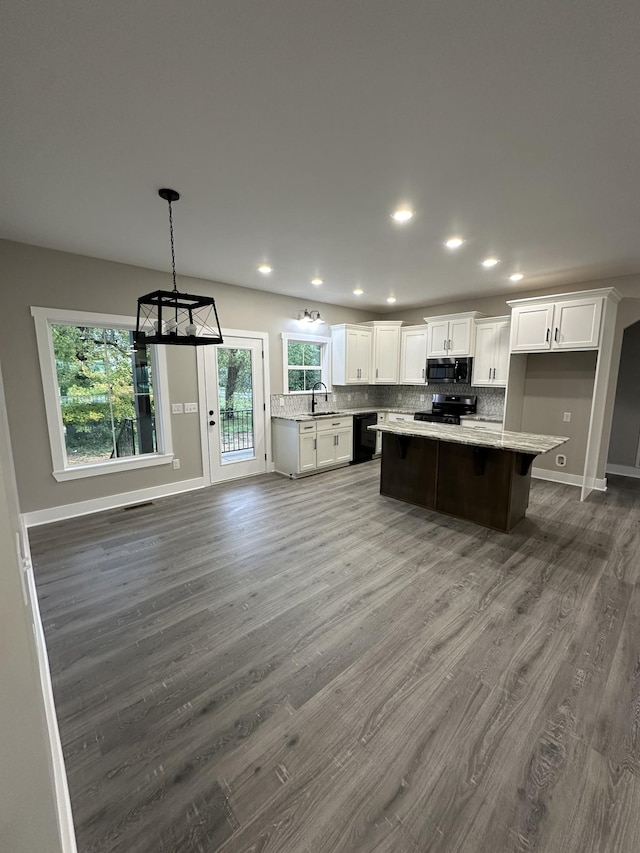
2 1 640 312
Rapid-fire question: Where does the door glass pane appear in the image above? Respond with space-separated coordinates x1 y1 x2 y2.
217 347 255 463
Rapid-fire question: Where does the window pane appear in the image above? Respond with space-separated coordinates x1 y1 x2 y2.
303 369 321 390
52 324 157 465
288 342 305 366
288 369 306 392
301 344 321 366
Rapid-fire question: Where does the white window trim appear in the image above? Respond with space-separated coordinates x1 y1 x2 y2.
281 332 332 394
31 306 173 481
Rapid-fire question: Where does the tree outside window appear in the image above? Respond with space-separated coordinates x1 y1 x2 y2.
52 324 156 465
287 341 322 392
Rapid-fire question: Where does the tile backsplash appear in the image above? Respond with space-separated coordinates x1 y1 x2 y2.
271 384 505 418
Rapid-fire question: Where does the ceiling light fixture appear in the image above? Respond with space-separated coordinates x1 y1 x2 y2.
298 308 324 324
509 273 524 282
481 257 500 268
258 264 273 275
386 296 397 304
135 189 223 347
353 287 364 295
311 277 323 286
391 208 414 224
445 236 464 249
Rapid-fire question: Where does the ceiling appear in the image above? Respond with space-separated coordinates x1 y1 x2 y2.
2 1 640 313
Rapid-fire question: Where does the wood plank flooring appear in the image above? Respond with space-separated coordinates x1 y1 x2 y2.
29 462 640 853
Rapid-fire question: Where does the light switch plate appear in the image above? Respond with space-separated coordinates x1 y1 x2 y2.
184 402 198 413
172 403 183 414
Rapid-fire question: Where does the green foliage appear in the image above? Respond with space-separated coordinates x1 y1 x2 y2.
218 347 252 412
52 324 154 458
287 342 322 392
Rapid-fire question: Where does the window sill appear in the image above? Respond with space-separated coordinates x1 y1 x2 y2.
53 453 174 482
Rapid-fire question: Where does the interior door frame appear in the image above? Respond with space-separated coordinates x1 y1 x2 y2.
196 328 272 487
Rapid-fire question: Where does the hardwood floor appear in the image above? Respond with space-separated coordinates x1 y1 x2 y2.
29 463 640 853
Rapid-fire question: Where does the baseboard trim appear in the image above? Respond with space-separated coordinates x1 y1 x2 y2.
605 463 640 480
21 477 206 527
531 468 606 492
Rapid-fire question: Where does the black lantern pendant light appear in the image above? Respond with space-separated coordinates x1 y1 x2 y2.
134 188 223 346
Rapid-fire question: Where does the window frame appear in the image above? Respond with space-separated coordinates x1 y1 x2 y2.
31 306 174 481
281 332 332 395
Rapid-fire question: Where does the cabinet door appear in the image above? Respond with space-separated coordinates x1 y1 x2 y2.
472 324 496 386
298 433 317 472
400 328 428 383
492 321 510 385
356 331 372 383
373 326 400 383
510 304 554 352
427 320 449 357
553 298 603 350
448 317 473 356
316 431 337 468
344 329 361 383
334 428 353 464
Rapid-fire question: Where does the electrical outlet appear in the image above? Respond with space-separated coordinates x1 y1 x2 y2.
279 396 285 407
171 403 183 415
563 412 571 422
556 454 566 467
184 402 198 413
172 458 181 470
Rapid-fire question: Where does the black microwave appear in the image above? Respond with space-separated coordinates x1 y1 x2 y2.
426 357 472 384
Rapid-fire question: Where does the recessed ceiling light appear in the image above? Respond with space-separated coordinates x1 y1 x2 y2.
481 257 500 268
445 236 464 249
391 208 414 224
509 273 524 282
257 264 273 274
353 287 364 295
386 296 397 304
311 277 323 286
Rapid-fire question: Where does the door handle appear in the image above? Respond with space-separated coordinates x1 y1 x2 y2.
422 367 425 378
334 435 338 446
209 420 216 426
314 438 317 450
376 367 378 378
488 368 491 380
209 410 214 416
443 338 447 350
492 368 496 379
448 339 452 350
546 328 550 342
554 327 559 342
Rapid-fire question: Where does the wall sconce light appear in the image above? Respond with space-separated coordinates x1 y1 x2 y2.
298 308 324 324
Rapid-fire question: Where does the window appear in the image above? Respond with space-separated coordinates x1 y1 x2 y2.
31 307 173 481
281 333 331 393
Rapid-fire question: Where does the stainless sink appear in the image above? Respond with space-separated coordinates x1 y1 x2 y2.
310 410 341 416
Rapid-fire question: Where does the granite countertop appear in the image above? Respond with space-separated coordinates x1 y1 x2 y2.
370 421 568 455
459 414 504 423
271 406 417 422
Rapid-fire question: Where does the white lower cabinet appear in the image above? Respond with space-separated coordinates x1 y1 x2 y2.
272 416 353 477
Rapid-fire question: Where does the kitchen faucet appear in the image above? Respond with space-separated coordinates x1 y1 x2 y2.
311 381 328 413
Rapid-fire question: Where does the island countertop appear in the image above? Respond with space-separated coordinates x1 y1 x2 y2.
370 421 568 456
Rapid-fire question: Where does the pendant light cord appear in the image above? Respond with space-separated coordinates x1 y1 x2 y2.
167 199 177 293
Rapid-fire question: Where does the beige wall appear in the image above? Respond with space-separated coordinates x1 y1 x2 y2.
0 240 375 514
520 352 597 476
0 364 65 852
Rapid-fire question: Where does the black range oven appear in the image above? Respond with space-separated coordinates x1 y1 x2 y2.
414 394 477 425
426 356 472 385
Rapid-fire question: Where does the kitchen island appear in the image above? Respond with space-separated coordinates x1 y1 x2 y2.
371 421 568 532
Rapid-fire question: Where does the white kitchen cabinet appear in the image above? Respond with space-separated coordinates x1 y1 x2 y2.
272 416 353 477
509 295 603 353
366 321 403 384
400 325 428 384
472 317 510 387
423 312 484 358
331 325 372 384
459 417 504 432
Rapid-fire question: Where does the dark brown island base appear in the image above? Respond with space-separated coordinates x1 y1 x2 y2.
372 423 569 533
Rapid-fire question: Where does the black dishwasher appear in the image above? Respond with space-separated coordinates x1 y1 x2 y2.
351 412 377 464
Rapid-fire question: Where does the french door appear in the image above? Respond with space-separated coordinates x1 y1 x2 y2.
203 335 267 482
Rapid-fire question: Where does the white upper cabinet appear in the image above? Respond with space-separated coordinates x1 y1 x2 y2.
471 317 510 387
424 312 483 358
366 321 403 384
508 293 604 353
400 325 428 384
331 325 372 384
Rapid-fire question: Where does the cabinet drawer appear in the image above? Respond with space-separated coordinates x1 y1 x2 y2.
297 421 317 434
387 412 413 423
316 416 353 432
461 420 504 432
